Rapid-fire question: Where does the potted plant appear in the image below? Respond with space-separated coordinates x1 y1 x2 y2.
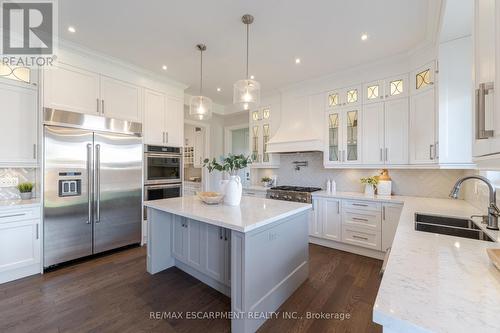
17 182 34 200
261 176 274 188
360 176 378 196
203 154 252 206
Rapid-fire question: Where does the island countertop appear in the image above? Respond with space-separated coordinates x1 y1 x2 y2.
144 196 311 233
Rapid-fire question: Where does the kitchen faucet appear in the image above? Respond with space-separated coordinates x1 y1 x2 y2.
449 175 500 230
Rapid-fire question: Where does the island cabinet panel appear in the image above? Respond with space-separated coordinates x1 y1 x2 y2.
231 211 309 333
172 217 188 262
186 219 203 270
204 224 226 282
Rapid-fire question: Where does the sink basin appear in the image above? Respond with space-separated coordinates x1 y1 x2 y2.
415 213 494 242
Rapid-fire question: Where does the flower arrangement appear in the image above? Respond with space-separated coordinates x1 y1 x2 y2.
360 176 379 187
261 176 274 187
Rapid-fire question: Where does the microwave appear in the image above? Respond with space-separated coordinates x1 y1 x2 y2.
144 145 182 185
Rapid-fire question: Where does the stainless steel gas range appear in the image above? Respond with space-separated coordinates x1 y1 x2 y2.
266 186 322 203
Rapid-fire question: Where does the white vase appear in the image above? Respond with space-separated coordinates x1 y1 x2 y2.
224 175 242 206
364 184 375 196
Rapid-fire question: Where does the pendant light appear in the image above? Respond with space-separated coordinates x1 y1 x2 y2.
233 14 261 111
189 44 213 120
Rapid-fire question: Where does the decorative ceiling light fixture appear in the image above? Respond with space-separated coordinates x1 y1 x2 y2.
233 14 260 111
189 44 212 120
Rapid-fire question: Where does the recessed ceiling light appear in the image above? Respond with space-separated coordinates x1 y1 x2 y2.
217 87 222 92
361 33 368 41
295 58 301 64
250 75 255 79
68 26 76 33
162 65 167 70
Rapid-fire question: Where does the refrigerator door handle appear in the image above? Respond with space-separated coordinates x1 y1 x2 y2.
95 144 101 223
86 143 92 224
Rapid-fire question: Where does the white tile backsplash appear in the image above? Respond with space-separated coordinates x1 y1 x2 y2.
253 152 466 198
0 168 37 200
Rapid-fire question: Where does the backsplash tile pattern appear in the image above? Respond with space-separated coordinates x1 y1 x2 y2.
0 168 37 200
253 152 466 198
463 169 500 213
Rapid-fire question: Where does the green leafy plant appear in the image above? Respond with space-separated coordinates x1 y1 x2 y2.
360 176 378 187
17 182 33 193
203 154 252 175
261 177 272 182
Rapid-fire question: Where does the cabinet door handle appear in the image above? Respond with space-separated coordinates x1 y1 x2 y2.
36 224 39 239
33 144 36 159
435 141 439 159
224 229 228 241
352 217 369 222
385 148 388 162
337 201 340 214
476 82 494 139
165 132 168 143
101 99 105 114
352 203 368 207
429 144 434 160
380 148 383 162
382 206 386 220
352 235 369 241
96 98 100 113
219 227 223 240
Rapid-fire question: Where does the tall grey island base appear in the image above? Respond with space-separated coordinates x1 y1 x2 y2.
145 196 311 333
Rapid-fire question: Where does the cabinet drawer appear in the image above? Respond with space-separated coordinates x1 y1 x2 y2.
341 225 381 251
343 210 381 231
0 206 40 224
343 200 381 212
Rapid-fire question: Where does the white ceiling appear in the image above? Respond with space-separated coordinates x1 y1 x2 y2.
59 0 436 106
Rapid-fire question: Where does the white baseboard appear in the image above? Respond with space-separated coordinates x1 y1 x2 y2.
309 236 385 260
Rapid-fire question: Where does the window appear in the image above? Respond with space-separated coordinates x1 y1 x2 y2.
328 93 339 107
367 85 379 99
390 79 403 96
416 69 431 90
347 89 358 104
0 64 30 83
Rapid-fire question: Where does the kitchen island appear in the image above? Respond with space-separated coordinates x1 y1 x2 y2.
144 196 312 333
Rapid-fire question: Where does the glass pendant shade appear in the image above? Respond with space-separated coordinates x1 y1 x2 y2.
189 95 213 120
233 79 260 110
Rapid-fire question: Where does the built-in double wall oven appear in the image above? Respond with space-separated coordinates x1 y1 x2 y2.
144 145 183 219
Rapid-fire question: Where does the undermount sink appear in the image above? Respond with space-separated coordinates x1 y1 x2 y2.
415 213 494 242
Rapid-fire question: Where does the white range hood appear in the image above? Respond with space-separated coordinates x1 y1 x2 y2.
266 93 324 153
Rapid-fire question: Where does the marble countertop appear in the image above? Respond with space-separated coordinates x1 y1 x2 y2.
0 198 41 208
373 196 500 333
144 195 311 233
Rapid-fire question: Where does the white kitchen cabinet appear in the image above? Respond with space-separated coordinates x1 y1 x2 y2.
363 74 409 104
381 204 403 252
321 198 341 241
0 82 38 166
165 96 184 147
144 90 184 147
327 85 362 109
472 0 500 158
99 76 142 122
43 63 100 115
362 98 408 165
249 105 280 167
324 107 361 166
409 87 437 164
144 89 165 145
0 206 41 284
44 63 144 123
309 199 323 237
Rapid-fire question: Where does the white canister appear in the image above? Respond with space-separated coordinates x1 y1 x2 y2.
377 180 392 196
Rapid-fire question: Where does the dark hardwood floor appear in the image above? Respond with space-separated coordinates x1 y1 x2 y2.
0 244 382 333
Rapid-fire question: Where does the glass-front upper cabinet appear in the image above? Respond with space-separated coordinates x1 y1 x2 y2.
363 74 409 104
251 125 259 162
0 64 32 85
326 85 362 109
411 62 436 94
325 108 361 165
249 106 279 168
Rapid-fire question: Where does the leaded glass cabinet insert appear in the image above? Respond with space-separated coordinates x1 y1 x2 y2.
328 93 339 108
346 89 358 104
416 69 431 90
252 125 259 162
328 113 339 161
390 79 403 96
346 110 358 161
262 124 270 162
367 85 379 100
0 64 30 83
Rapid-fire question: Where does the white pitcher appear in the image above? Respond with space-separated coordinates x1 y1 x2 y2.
224 175 242 206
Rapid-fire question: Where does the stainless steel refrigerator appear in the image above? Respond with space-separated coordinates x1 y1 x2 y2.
43 109 142 268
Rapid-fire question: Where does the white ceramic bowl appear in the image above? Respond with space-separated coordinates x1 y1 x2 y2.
197 192 224 205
